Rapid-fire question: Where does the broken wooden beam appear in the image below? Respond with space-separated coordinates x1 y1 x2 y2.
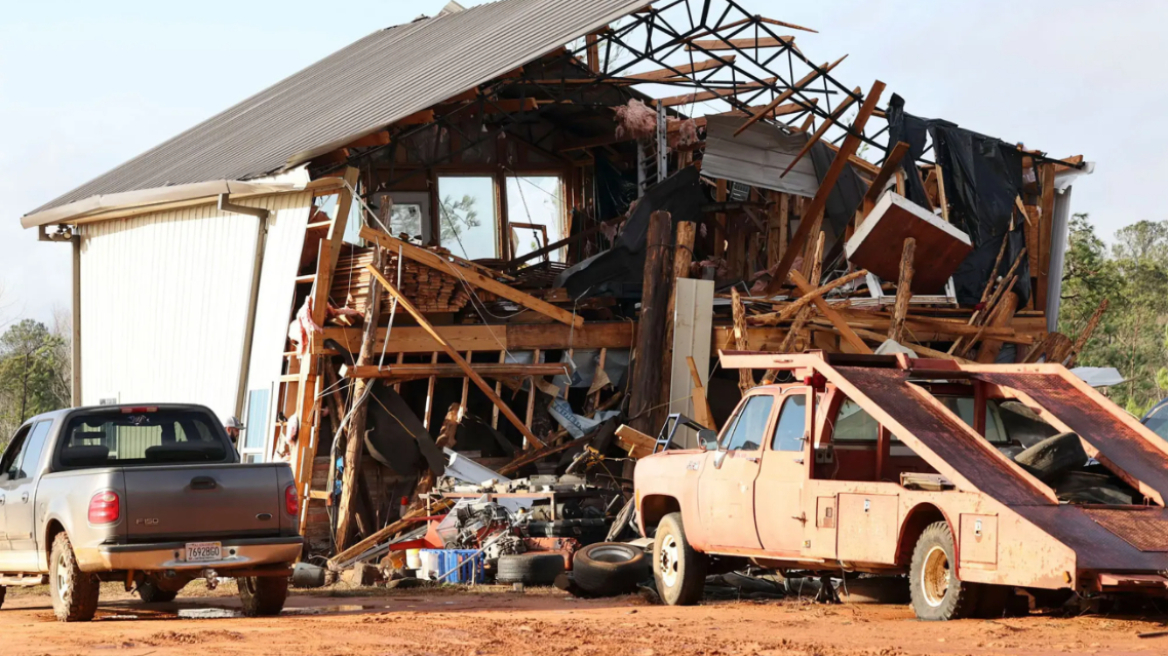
360 226 582 328
749 269 868 326
764 80 884 295
780 87 861 178
657 77 779 108
365 264 545 449
888 238 917 343
625 56 736 81
686 36 796 51
790 270 872 354
340 363 571 380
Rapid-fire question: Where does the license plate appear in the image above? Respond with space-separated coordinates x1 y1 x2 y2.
185 542 222 562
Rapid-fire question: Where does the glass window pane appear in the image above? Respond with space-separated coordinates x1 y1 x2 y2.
723 396 773 452
17 421 52 479
772 396 807 452
245 389 270 452
507 176 564 260
438 177 497 260
833 399 879 442
2 425 32 479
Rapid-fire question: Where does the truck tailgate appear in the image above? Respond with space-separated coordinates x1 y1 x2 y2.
123 464 283 541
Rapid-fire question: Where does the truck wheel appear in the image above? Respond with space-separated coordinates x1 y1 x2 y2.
909 522 979 621
653 512 706 606
137 579 179 603
238 576 289 617
50 533 100 622
572 542 650 596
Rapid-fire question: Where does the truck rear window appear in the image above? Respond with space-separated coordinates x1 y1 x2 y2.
58 410 229 468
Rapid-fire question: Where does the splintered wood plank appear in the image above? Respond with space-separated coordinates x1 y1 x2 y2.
340 362 569 379
888 238 917 343
790 270 871 354
780 87 861 178
732 288 756 393
626 56 735 81
657 77 779 108
366 264 544 449
312 167 360 325
686 37 797 52
764 80 884 296
861 141 911 217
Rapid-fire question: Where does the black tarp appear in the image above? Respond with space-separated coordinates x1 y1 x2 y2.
885 94 1029 306
556 166 706 298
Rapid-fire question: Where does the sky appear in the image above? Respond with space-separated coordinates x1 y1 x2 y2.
2 0 1165 326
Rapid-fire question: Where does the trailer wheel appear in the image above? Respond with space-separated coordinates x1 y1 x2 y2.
909 522 979 621
237 575 289 617
50 533 100 622
653 512 706 606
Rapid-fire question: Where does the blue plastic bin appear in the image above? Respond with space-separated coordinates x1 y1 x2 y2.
421 549 485 584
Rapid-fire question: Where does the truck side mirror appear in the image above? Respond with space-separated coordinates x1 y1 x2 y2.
698 429 718 451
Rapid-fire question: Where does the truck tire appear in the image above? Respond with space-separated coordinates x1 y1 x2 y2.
1014 432 1087 482
0 585 6 610
50 533 100 622
137 579 179 603
653 512 706 606
238 575 289 617
909 522 979 621
496 553 565 586
572 543 650 596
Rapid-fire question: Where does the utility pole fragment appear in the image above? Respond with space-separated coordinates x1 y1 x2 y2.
888 238 917 343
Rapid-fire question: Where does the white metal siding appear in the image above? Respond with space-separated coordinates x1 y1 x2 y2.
79 193 311 423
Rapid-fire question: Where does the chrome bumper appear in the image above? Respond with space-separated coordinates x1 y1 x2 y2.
77 536 303 573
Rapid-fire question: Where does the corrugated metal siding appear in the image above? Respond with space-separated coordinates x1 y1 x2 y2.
79 193 309 422
702 115 820 198
244 191 313 398
31 0 648 215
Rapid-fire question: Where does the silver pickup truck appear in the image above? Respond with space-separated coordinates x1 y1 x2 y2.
0 404 302 621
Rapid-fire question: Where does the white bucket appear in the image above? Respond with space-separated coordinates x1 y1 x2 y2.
406 548 422 570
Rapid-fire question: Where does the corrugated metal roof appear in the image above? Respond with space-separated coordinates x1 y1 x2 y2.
702 115 820 198
27 0 648 219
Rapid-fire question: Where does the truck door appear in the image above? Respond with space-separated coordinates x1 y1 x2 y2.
754 389 811 554
5 420 52 568
697 392 775 550
0 423 34 558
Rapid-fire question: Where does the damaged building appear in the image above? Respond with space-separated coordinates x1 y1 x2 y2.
21 0 1094 559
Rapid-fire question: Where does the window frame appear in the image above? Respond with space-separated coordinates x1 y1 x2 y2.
719 393 775 453
1 423 33 481
436 174 500 261
771 390 810 453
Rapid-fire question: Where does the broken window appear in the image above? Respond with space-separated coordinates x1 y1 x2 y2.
507 175 564 260
438 176 497 260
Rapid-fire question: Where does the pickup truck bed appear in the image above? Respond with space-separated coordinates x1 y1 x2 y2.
0 404 302 621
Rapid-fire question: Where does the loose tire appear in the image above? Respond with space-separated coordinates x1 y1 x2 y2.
909 522 979 621
238 576 289 617
50 533 100 622
573 542 650 596
653 512 706 606
1014 432 1087 482
496 553 565 586
137 579 179 603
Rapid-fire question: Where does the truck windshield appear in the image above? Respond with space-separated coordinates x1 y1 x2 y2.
58 410 229 468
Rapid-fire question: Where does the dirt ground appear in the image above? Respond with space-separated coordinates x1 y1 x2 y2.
3 583 1168 656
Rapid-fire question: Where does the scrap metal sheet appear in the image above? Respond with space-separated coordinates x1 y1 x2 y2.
977 372 1168 502
831 367 1051 506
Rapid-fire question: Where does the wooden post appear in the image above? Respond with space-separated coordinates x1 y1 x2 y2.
732 287 755 394
335 248 382 551
629 211 674 434
687 356 716 430
661 221 696 416
364 264 545 448
423 352 438 430
492 351 505 429
765 81 886 296
888 238 917 343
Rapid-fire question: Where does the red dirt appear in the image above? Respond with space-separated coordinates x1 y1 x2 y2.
2 586 1166 656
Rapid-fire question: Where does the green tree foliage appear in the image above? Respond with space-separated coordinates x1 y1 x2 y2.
0 319 71 447
1058 214 1168 415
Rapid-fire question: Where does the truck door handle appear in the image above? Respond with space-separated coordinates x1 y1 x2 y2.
21 492 29 503
745 457 760 463
190 476 217 490
0 494 5 506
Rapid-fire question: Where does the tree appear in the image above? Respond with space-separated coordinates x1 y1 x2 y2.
437 193 482 255
0 319 71 443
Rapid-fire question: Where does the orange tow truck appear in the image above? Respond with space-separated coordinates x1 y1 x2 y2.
635 351 1168 620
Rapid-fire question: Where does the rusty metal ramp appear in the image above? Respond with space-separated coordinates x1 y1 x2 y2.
828 367 1053 506
1083 507 1168 552
977 372 1168 505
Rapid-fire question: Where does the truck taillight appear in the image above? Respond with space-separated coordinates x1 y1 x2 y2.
88 491 120 524
285 484 299 516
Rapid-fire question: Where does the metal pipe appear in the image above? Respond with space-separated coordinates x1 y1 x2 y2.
217 193 271 424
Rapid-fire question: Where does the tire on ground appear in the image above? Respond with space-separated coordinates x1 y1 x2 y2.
653 512 706 606
1013 432 1087 482
238 576 289 617
136 578 180 603
50 533 100 622
572 542 650 596
909 521 979 621
496 553 565 586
